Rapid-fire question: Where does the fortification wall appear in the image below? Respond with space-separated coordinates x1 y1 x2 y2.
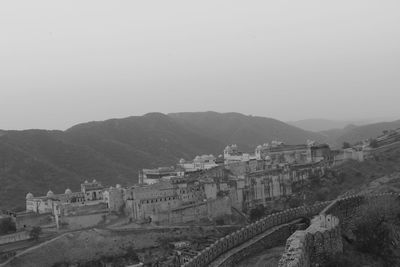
279 193 400 267
0 231 30 245
278 215 342 267
183 201 330 267
217 223 295 267
15 212 53 230
59 212 108 230
152 198 232 225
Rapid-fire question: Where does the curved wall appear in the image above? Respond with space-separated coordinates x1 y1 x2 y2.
279 193 400 267
183 201 330 267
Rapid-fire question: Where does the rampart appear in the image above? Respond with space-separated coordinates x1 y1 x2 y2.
0 231 30 245
182 201 330 267
279 193 400 267
278 215 342 267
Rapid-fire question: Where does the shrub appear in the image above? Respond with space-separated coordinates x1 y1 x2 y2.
249 205 265 222
29 226 42 241
352 205 400 266
0 218 16 235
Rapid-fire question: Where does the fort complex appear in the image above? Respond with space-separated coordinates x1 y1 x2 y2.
0 131 400 266
9 130 393 233
12 140 333 231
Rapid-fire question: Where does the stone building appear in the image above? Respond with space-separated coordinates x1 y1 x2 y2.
26 180 107 216
139 167 184 185
255 140 331 165
178 154 220 172
224 144 255 164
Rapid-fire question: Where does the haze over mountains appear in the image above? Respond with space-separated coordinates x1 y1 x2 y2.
0 111 399 210
288 117 400 132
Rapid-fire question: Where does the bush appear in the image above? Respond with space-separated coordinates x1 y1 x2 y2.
0 218 16 235
29 226 42 241
352 205 400 266
342 142 351 149
249 205 265 222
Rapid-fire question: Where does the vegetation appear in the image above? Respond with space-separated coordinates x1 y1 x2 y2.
29 226 42 241
0 112 325 210
342 142 351 149
369 138 379 148
249 205 266 222
52 246 140 267
325 203 400 267
0 218 16 235
351 206 400 265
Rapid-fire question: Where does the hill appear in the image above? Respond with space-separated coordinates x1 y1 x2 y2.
0 112 324 210
169 112 326 151
322 119 400 146
287 119 362 132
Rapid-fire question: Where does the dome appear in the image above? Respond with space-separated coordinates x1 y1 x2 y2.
116 184 121 189
65 188 72 195
84 180 89 184
179 158 185 164
46 190 54 198
92 179 97 183
26 193 34 199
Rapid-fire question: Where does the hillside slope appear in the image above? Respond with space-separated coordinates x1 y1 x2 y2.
169 112 326 151
288 119 360 132
0 112 323 210
322 120 400 146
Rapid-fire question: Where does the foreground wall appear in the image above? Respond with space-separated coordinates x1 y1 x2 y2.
0 231 30 245
278 215 342 267
14 212 53 230
183 201 330 267
279 193 400 267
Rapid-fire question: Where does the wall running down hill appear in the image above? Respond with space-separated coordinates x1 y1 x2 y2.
182 202 331 267
279 193 400 267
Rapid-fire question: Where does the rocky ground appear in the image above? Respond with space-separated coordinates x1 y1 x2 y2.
0 226 225 267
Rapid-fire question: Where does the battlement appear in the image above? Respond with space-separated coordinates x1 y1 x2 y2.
182 201 330 267
279 193 400 267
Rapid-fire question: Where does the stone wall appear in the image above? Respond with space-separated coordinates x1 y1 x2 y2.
278 215 342 267
278 193 400 267
151 197 232 225
14 212 53 230
58 211 108 230
0 231 30 245
182 201 330 267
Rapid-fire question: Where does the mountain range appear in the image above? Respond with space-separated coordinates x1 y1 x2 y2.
0 111 399 210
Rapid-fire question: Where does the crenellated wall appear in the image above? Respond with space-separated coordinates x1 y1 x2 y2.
0 231 30 245
279 193 400 267
278 215 342 267
182 201 330 267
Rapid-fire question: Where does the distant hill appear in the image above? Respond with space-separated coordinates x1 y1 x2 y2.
322 120 400 146
169 112 326 151
0 112 325 210
288 119 361 132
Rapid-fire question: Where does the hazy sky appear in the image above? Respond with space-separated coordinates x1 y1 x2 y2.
1 0 400 130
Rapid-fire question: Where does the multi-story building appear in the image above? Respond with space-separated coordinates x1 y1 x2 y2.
178 154 220 172
139 167 184 185
26 180 106 216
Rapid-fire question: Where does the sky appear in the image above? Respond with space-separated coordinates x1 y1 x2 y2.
1 0 400 130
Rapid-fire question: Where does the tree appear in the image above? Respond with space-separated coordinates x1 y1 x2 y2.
369 139 379 148
249 205 265 222
29 226 42 241
0 218 16 235
351 205 400 266
342 142 351 149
